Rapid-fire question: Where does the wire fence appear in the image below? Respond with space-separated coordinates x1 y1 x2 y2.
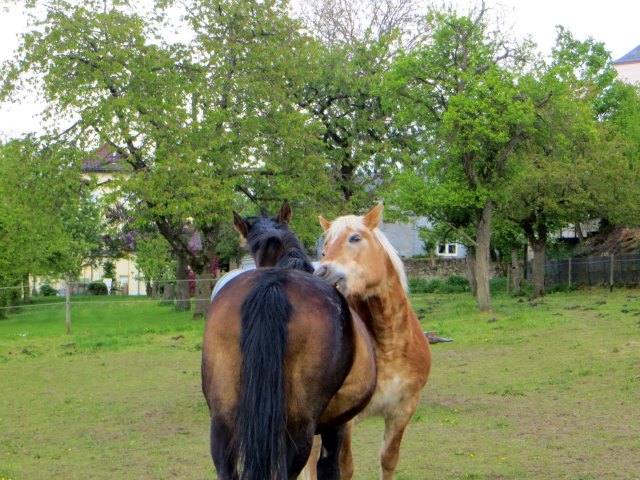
530 252 640 288
0 278 219 314
5 253 639 316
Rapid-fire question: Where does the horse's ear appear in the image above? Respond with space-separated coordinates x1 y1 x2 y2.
319 216 331 232
363 202 383 230
277 200 292 225
233 211 249 238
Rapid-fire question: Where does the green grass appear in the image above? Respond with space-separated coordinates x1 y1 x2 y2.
1 289 639 479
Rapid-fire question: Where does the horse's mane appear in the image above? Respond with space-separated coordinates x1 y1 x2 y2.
246 215 315 273
324 215 409 293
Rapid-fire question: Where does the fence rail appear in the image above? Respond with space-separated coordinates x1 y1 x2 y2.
531 252 640 287
0 278 218 314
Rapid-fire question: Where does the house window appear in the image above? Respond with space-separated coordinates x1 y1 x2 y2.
437 243 459 256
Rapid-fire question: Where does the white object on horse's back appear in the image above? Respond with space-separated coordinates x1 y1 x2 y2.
210 267 254 301
210 262 320 302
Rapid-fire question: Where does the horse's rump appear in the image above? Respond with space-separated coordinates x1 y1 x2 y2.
202 268 361 477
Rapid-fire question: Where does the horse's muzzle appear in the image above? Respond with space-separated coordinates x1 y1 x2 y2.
314 264 347 295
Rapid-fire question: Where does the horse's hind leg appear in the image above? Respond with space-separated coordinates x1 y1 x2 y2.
286 427 315 479
317 425 346 480
210 417 238 480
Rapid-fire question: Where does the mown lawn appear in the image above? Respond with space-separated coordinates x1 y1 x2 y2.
1 288 639 479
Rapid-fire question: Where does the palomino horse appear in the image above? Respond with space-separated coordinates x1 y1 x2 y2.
314 203 431 479
202 201 376 479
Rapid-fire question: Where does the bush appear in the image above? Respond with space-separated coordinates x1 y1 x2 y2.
489 277 508 293
445 275 470 292
409 278 430 293
409 275 472 294
408 278 447 294
88 281 109 296
39 284 58 296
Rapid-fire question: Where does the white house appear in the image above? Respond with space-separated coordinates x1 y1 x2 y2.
613 44 640 84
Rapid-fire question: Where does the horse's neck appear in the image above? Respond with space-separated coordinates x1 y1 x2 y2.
349 277 417 350
277 249 314 273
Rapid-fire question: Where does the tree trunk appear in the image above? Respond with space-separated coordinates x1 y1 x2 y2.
161 283 175 304
530 239 547 298
475 200 492 311
175 255 191 311
22 273 32 304
510 246 522 295
193 271 213 319
466 250 477 296
575 222 586 244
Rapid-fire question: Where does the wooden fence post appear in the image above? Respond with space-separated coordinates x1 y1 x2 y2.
65 276 72 335
609 254 615 292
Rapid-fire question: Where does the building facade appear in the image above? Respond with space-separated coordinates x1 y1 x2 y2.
613 44 640 84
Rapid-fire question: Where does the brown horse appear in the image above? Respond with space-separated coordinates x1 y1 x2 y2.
202 201 376 479
314 203 431 479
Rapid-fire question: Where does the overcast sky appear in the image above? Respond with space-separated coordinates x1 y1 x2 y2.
1 0 639 140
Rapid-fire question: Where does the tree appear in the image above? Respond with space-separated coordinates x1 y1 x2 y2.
2 0 331 317
293 0 428 214
134 231 175 298
385 3 536 311
598 80 640 226
0 138 103 314
497 29 638 297
294 0 425 49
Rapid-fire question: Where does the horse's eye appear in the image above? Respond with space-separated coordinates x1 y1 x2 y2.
349 234 361 243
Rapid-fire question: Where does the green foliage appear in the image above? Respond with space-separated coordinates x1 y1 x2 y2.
2 0 640 309
87 281 108 296
39 284 58 297
134 232 175 282
409 275 470 294
446 275 470 290
2 0 335 279
489 276 508 293
297 35 398 212
384 4 538 311
409 277 442 294
0 138 103 284
494 29 639 296
102 260 116 279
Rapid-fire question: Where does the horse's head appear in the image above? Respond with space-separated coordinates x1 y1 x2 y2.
233 201 314 272
316 203 407 298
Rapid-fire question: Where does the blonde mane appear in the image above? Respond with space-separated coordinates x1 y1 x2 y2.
325 215 409 293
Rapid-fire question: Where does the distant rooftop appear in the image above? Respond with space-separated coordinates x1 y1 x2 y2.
613 44 640 64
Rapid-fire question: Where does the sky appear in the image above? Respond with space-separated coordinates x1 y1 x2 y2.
1 0 639 140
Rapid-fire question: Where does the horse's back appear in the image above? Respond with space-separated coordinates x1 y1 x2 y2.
202 268 357 422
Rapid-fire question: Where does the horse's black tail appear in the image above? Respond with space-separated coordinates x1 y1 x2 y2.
236 271 290 480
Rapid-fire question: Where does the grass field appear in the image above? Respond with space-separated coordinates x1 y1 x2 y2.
1 288 639 479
